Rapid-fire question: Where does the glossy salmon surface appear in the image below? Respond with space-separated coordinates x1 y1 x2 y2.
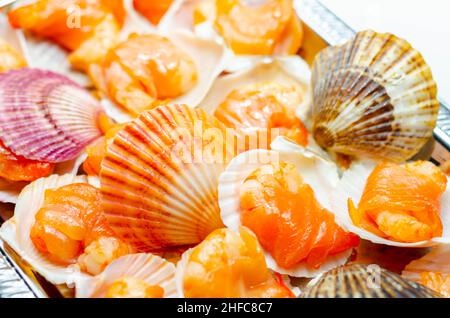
183 227 294 298
240 162 359 269
349 161 446 243
214 82 308 151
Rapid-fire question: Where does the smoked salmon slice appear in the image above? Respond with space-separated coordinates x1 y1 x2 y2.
214 0 303 55
30 183 131 274
89 34 197 115
8 0 123 70
239 162 359 269
214 82 308 151
133 0 173 25
349 161 446 243
182 227 294 298
0 140 54 182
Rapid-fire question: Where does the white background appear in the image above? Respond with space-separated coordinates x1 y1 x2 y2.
320 0 450 105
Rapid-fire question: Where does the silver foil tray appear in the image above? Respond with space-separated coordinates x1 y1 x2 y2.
1 0 450 298
0 242 37 298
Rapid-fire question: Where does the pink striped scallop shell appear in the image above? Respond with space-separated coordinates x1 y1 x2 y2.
0 68 103 162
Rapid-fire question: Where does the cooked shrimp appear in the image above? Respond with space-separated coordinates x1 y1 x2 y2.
89 34 197 115
78 237 133 275
349 161 446 243
0 38 27 72
214 82 308 151
30 183 132 274
182 227 294 298
239 162 359 269
8 0 123 71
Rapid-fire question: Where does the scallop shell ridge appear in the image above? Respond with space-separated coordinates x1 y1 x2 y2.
302 264 441 298
311 30 439 162
0 68 103 162
100 104 228 251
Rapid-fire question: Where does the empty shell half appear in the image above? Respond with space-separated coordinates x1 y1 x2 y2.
302 263 441 298
75 253 178 298
311 30 439 163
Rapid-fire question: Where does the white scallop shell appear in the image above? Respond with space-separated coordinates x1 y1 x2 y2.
101 30 227 123
199 56 311 121
0 174 99 285
174 247 191 298
402 245 450 283
330 162 450 247
0 152 87 204
0 11 24 54
121 0 155 37
218 136 353 277
75 253 179 298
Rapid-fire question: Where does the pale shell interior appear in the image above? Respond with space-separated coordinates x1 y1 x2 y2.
218 136 351 277
75 253 179 298
199 56 311 121
0 174 99 285
330 162 450 247
0 11 24 54
121 0 156 36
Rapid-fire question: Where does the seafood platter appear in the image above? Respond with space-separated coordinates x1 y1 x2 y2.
0 0 450 298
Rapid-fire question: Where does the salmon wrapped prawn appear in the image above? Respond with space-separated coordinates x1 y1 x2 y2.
163 0 303 56
403 245 450 297
214 82 308 151
30 183 132 275
348 161 446 243
178 227 294 298
8 0 125 71
199 58 311 151
332 161 450 247
219 137 359 277
90 33 197 116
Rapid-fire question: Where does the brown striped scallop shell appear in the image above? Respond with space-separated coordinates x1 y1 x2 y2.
311 30 439 163
301 264 441 298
